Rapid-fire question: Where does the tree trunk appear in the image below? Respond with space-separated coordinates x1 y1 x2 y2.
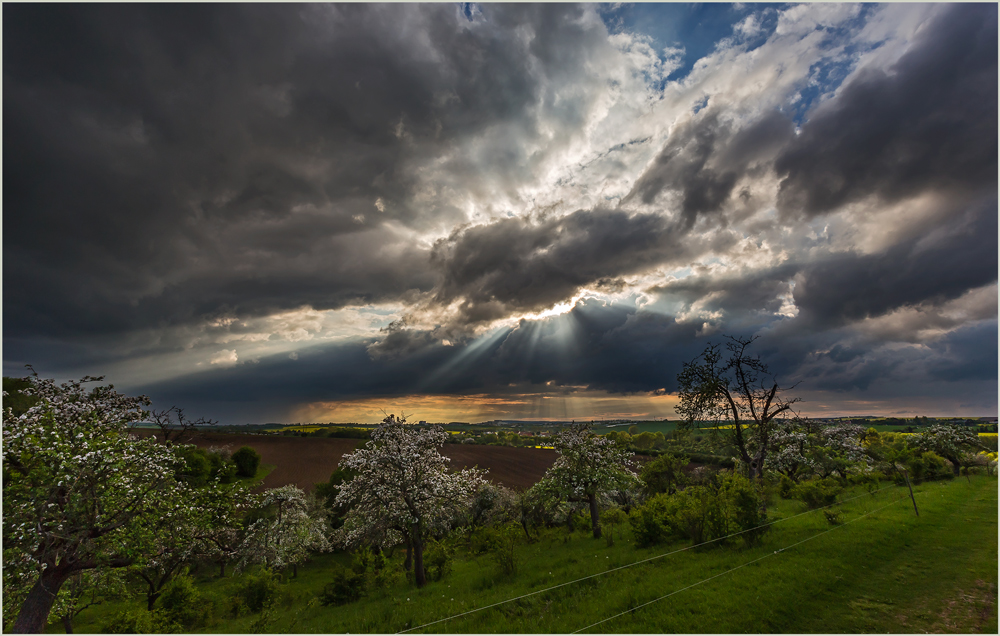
521 518 533 542
404 539 412 572
146 592 160 612
219 561 226 578
587 493 602 539
292 563 298 579
948 456 961 476
412 533 426 588
12 566 73 633
61 615 73 634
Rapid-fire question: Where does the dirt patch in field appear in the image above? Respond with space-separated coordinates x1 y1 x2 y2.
441 444 559 490
932 579 998 633
143 431 652 493
166 432 561 492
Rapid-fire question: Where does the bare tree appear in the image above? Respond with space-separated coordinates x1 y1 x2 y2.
149 406 215 445
677 335 800 480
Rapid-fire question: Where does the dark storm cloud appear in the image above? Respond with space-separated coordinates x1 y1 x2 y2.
775 3 998 217
3 3 618 339
792 196 997 328
648 260 800 319
4 3 996 417
429 207 738 325
626 109 795 227
140 299 724 422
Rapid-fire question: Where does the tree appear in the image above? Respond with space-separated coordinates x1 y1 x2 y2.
769 420 870 481
129 477 255 609
238 485 330 578
2 374 194 633
149 406 212 445
676 336 800 480
531 422 638 539
51 569 128 634
232 446 261 478
333 415 487 587
913 423 983 476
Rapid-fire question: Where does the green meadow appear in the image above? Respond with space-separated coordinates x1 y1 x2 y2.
59 475 996 634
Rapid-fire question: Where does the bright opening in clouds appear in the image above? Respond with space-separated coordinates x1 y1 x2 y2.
4 3 996 423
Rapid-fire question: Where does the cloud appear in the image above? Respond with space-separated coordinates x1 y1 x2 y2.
209 349 238 366
775 3 997 217
3 4 995 419
791 196 997 328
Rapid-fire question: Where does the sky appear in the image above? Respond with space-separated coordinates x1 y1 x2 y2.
3 3 997 424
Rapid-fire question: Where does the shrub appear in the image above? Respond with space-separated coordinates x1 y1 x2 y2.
629 493 673 548
778 475 795 499
630 473 766 547
232 446 262 478
792 478 843 509
718 472 768 546
175 446 213 487
158 574 210 628
319 567 365 606
102 609 178 634
102 608 153 634
602 508 628 547
234 570 280 614
423 539 453 581
351 546 400 591
903 451 951 483
489 522 520 576
641 453 689 495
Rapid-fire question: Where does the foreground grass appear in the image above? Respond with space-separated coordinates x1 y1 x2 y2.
64 475 996 633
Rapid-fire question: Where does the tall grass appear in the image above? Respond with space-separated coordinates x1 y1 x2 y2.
60 475 996 634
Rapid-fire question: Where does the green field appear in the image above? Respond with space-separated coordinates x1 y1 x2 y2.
60 475 997 634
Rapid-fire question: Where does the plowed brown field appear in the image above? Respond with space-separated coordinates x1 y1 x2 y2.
171 431 561 492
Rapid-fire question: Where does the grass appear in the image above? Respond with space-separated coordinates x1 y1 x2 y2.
58 475 996 634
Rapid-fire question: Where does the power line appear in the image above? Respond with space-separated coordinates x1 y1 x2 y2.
396 480 900 634
570 491 912 633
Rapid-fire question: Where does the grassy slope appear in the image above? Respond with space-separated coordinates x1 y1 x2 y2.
63 476 996 634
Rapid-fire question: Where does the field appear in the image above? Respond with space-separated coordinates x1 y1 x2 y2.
177 431 561 491
59 474 997 634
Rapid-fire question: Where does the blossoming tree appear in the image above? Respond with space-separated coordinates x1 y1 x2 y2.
333 415 487 587
238 485 330 577
532 422 638 539
4 373 211 633
914 423 984 476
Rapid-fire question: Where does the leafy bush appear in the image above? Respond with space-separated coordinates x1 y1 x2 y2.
630 493 673 548
351 546 400 591
319 567 365 606
233 570 280 614
102 608 153 634
489 522 520 576
630 472 766 547
102 608 178 634
719 472 768 546
157 574 212 629
602 508 628 547
903 451 951 483
778 475 795 499
847 472 881 494
791 478 843 509
423 539 453 581
175 446 213 487
641 453 689 495
232 446 262 478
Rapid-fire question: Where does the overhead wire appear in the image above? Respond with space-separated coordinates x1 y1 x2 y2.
396 479 903 634
570 490 911 633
